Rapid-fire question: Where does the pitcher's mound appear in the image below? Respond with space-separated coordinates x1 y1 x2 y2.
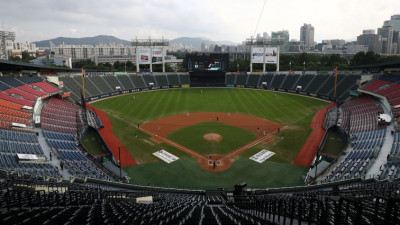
203 133 222 142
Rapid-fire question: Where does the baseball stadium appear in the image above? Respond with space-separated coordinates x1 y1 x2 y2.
1 57 400 224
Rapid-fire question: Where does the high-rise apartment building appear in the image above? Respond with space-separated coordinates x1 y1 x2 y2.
300 24 315 50
357 30 382 53
378 25 394 54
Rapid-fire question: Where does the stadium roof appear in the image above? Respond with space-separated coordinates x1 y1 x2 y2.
0 59 79 72
344 61 400 70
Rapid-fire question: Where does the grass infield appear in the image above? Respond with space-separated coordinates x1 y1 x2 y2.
167 122 258 155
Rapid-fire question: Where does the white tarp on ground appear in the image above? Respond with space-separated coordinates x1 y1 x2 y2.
378 114 392 123
249 149 275 163
17 154 38 160
153 150 179 163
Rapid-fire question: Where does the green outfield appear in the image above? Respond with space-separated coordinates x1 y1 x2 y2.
91 88 329 189
168 122 258 155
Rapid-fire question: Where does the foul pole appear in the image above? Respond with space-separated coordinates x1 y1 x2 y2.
334 67 338 99
81 68 85 99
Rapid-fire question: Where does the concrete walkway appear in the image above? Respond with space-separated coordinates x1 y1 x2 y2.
34 99 73 180
365 101 395 178
35 127 72 180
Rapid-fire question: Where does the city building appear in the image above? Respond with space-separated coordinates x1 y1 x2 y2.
357 30 382 53
0 30 16 59
346 44 369 54
30 54 72 68
200 42 206 52
271 30 290 43
300 24 315 50
383 15 400 31
7 41 37 58
378 25 394 54
54 43 136 61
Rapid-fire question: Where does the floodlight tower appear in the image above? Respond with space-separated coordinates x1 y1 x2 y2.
131 37 169 73
245 37 284 72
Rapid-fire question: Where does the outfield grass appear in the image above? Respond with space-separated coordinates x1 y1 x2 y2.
168 122 258 155
238 113 315 164
92 89 326 126
91 88 329 189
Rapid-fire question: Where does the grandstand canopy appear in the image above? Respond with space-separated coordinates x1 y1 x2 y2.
344 61 400 71
0 59 78 72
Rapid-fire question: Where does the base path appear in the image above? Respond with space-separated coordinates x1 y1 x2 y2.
140 112 283 171
86 104 137 167
140 112 282 139
293 102 337 166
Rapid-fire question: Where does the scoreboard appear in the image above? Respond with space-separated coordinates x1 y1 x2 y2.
185 53 229 85
185 53 229 72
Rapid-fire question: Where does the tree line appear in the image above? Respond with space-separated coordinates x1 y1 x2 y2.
230 51 400 72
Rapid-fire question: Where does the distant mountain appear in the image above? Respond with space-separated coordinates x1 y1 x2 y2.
170 37 214 48
215 40 240 46
170 37 239 48
33 35 239 48
33 35 131 48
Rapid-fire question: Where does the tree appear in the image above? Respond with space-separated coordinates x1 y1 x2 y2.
350 51 381 66
230 58 250 72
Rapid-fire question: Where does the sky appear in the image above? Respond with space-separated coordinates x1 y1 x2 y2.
1 0 399 44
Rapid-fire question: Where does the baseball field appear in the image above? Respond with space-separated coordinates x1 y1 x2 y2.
90 88 330 189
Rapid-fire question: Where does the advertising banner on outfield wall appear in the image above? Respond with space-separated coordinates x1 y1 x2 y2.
265 47 278 64
152 48 163 64
251 47 264 64
139 48 150 64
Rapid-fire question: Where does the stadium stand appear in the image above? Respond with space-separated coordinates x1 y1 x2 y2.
316 75 337 96
0 77 24 88
83 77 102 96
270 74 285 89
5 88 36 101
1 71 400 224
304 75 328 93
167 74 180 86
280 74 299 90
235 74 247 85
30 81 59 94
17 85 46 97
103 75 124 91
14 76 43 84
246 74 261 86
87 76 112 94
116 75 135 89
259 74 274 88
0 171 399 224
154 74 169 86
179 74 190 84
226 74 235 85
41 98 109 180
142 74 157 87
130 74 147 88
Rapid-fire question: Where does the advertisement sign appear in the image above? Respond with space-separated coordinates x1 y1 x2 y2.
265 47 278 64
251 47 278 64
152 48 163 64
139 48 150 64
251 47 264 64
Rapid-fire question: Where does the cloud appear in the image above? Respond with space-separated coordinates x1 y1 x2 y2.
0 0 399 43
69 28 78 34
